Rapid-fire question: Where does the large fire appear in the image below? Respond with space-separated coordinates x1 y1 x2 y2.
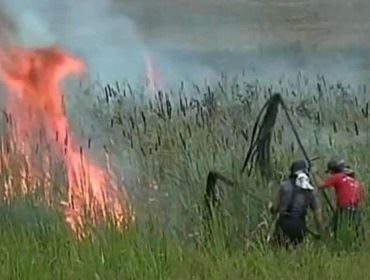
0 46 132 237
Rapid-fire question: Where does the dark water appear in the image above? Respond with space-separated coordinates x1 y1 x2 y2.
111 0 369 86
118 0 370 51
2 0 370 84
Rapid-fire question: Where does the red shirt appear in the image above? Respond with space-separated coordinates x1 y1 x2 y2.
323 173 364 207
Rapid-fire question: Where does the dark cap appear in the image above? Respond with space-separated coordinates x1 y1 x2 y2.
290 160 308 176
326 157 346 173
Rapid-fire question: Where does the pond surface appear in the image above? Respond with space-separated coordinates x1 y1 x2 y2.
3 0 370 84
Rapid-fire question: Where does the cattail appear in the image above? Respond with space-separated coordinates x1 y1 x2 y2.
157 91 165 117
194 85 201 95
278 129 282 145
180 96 186 117
297 119 302 128
322 75 326 89
241 130 248 143
218 81 226 96
315 133 319 146
127 83 133 96
107 84 113 98
115 81 121 93
129 134 133 149
221 136 226 151
88 138 91 149
200 109 205 127
6 140 10 154
141 111 147 133
3 110 8 123
166 95 172 119
317 83 322 98
361 102 369 118
184 95 189 110
140 147 146 157
179 133 186 150
129 116 135 130
105 87 110 104
157 134 161 147
64 133 69 147
110 118 114 128
329 136 333 147
195 112 200 127
354 122 359 136
187 124 192 138
344 110 348 120
118 115 124 125
333 121 337 133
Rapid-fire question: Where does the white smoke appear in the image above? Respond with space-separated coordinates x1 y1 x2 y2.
1 0 147 84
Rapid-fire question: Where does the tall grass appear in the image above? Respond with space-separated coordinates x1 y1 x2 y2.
0 73 370 278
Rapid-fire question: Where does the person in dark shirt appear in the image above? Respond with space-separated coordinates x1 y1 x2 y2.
270 160 325 247
314 157 365 242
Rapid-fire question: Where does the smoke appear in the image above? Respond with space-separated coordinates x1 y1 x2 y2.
0 0 140 83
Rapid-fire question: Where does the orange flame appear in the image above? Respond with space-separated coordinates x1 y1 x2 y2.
0 46 132 237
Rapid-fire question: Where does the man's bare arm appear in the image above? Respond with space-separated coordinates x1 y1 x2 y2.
312 173 325 189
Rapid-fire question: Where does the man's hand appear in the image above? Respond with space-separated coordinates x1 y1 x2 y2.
312 172 325 189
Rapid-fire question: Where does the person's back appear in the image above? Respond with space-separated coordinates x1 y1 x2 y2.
275 178 319 245
323 172 364 208
271 160 324 247
279 178 318 219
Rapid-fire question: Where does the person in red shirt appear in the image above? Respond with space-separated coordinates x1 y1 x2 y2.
314 157 365 243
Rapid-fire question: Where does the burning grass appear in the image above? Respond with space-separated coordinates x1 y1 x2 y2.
0 46 133 238
0 71 370 278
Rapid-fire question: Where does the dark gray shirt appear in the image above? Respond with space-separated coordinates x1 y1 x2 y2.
279 178 319 219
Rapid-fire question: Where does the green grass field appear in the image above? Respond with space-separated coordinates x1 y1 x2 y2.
1 73 370 279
